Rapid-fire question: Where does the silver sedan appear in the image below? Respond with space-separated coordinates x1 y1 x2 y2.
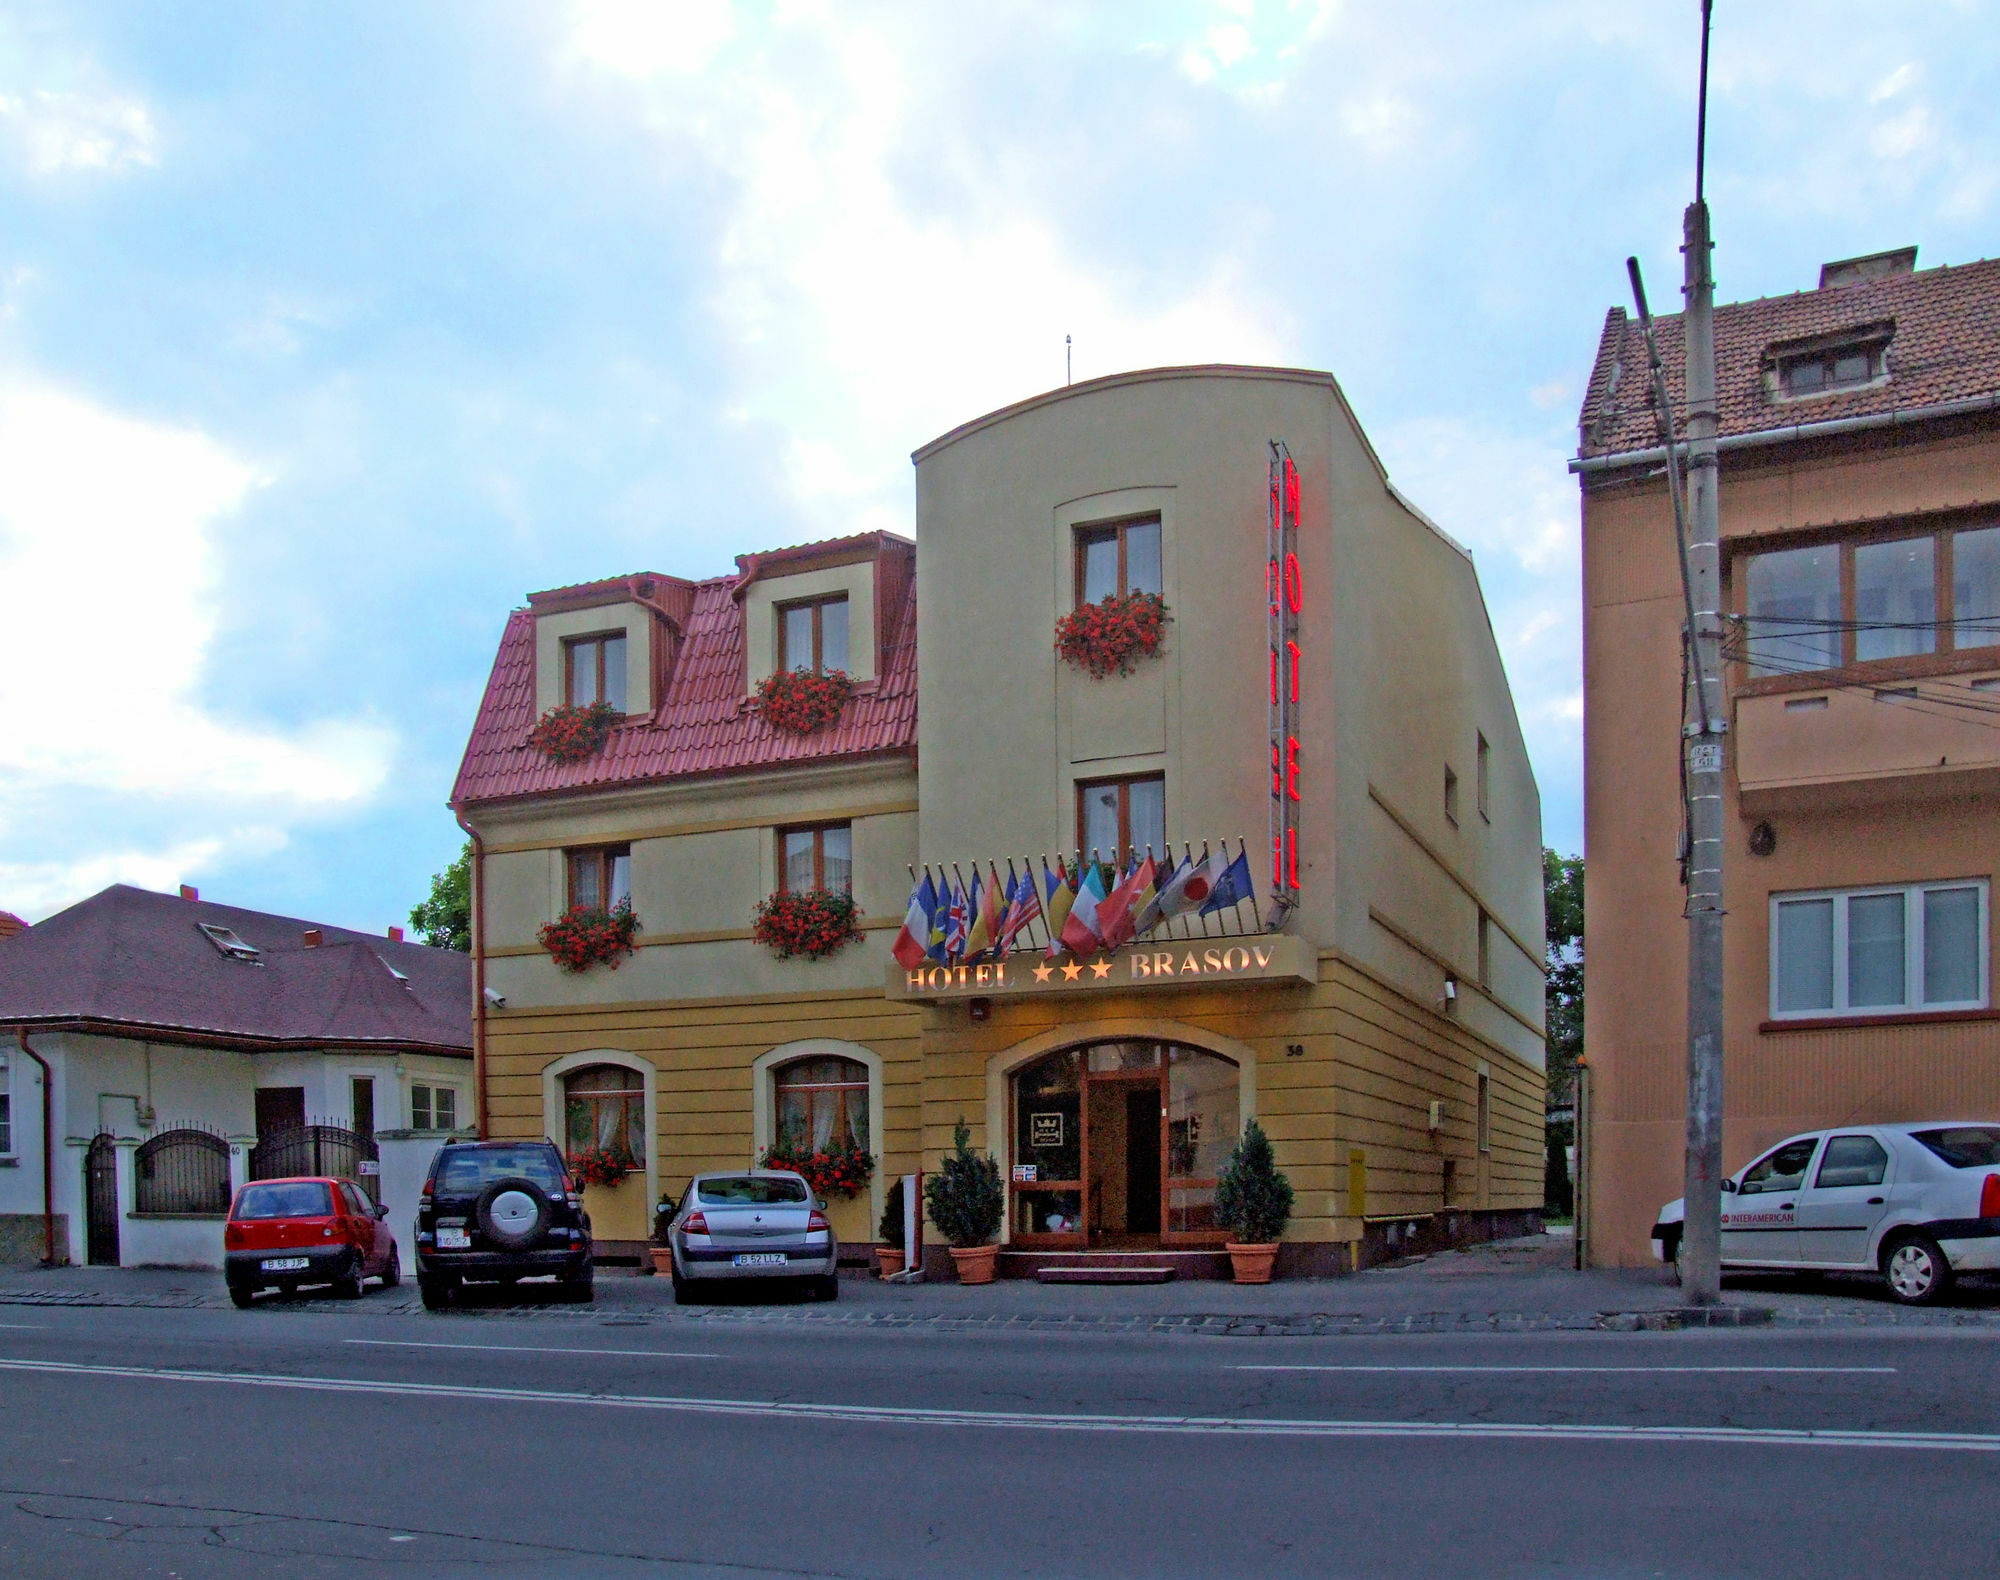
667 1169 840 1303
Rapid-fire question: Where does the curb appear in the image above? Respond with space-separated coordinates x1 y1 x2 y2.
1596 1306 1774 1332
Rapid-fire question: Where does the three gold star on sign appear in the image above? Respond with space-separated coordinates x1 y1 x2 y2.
1060 960 1083 981
1035 956 1115 984
1090 957 1113 978
1032 962 1053 983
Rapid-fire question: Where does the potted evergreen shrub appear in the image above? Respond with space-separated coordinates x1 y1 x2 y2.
876 1176 906 1277
923 1118 1004 1284
1215 1118 1294 1284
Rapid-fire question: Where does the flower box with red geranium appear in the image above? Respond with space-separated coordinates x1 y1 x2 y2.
538 899 640 973
1054 592 1169 679
568 1144 636 1187
527 700 621 764
756 668 855 734
759 1136 875 1200
752 888 863 961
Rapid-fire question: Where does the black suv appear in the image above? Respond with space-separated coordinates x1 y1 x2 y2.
414 1139 592 1309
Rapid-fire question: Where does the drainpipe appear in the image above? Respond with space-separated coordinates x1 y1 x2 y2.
15 1030 56 1266
454 814 490 1140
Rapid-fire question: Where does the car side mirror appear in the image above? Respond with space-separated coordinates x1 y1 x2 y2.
1719 1178 1737 1194
375 1203 390 1218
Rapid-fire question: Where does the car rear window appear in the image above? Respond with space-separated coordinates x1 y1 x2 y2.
697 1176 809 1205
234 1182 334 1219
1911 1127 2000 1168
433 1145 565 1193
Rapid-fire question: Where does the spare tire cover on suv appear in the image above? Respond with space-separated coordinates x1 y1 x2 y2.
476 1177 550 1248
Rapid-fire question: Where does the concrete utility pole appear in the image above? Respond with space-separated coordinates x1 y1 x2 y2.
1676 0 1727 1306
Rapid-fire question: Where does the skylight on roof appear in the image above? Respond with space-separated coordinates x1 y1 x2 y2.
198 922 262 963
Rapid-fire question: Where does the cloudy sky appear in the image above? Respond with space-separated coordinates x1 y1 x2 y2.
1 1 1995 930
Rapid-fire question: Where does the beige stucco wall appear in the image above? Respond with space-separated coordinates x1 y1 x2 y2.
533 601 656 716
1582 423 2000 1267
912 366 1543 1067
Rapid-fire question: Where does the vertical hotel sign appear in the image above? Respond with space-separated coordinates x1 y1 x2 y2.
1268 441 1301 924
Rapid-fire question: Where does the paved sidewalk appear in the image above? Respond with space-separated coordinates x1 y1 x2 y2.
5 1234 1998 1335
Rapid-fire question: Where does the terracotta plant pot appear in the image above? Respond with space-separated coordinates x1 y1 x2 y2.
949 1244 999 1285
875 1246 905 1278
649 1246 674 1275
1225 1242 1279 1284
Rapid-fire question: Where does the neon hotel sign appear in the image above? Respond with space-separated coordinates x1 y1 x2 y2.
1268 441 1302 924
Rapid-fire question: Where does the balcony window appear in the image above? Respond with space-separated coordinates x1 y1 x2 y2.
1076 517 1162 606
1744 544 1841 677
1853 538 1935 663
779 595 849 676
1741 521 2000 679
1770 880 1988 1020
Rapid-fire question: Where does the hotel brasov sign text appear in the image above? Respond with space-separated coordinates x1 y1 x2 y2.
886 933 1318 1002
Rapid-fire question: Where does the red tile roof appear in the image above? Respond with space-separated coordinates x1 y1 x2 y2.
451 534 918 807
0 912 24 941
1577 255 2000 460
0 885 470 1053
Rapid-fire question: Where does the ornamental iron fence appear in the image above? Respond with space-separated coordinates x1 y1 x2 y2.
134 1125 232 1216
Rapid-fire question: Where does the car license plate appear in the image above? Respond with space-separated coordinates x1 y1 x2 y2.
260 1257 310 1272
733 1253 788 1267
436 1228 471 1250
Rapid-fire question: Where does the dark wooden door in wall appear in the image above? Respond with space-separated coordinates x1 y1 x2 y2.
1125 1087 1162 1236
85 1133 119 1266
255 1087 306 1137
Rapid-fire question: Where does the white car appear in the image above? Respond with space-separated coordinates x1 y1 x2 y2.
1652 1122 2000 1305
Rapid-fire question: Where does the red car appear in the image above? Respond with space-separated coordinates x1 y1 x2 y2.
223 1176 400 1308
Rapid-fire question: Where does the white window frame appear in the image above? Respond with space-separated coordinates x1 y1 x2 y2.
1769 879 1989 1020
410 1081 461 1133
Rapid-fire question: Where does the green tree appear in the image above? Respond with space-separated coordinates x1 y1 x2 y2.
1543 847 1584 1214
410 839 472 953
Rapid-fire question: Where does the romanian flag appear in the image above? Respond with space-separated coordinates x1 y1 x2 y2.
1096 854 1156 951
1059 860 1110 955
892 871 937 970
1042 859 1076 957
999 864 1042 953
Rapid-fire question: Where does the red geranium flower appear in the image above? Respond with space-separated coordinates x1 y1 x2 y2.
753 888 863 961
538 900 640 972
1055 592 1169 678
756 669 855 734
528 700 622 764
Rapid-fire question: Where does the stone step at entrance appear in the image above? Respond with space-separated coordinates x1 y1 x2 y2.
996 1248 1232 1282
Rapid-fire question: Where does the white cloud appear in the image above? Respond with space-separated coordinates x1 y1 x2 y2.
0 836 236 921
0 379 395 914
1868 62 1918 104
561 7 1290 535
0 87 157 176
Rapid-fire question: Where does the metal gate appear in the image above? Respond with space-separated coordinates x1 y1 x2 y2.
134 1127 232 1216
85 1133 119 1266
250 1124 379 1201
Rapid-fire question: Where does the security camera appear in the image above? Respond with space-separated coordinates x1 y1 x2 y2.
1441 977 1457 1004
483 987 507 1009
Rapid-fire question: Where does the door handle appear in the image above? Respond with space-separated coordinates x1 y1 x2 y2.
1779 1202 1793 1210
1867 1197 1885 1205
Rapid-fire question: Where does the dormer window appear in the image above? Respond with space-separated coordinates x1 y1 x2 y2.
197 923 261 963
779 595 849 676
1767 325 1892 402
565 633 627 711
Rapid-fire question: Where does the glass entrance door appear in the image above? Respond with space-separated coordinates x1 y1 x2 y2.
1009 1041 1239 1249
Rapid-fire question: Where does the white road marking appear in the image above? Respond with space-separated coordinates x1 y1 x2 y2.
344 1339 719 1359
0 1356 1980 1452
0 1323 45 1330
1234 1365 1897 1375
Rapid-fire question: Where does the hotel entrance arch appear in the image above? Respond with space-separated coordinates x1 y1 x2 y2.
1006 1040 1241 1250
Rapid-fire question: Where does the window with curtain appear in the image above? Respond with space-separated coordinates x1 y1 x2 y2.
564 1065 645 1165
779 824 851 894
1771 880 1988 1018
774 1056 869 1152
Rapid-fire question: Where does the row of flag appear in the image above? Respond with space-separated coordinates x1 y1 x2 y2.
891 843 1256 970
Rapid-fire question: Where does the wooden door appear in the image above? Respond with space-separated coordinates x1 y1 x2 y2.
256 1087 306 1137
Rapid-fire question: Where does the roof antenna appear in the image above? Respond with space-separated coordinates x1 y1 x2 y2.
1065 334 1072 386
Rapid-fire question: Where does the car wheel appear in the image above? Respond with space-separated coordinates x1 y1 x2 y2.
558 1273 594 1304
813 1275 839 1303
475 1177 551 1251
1882 1233 1953 1306
418 1274 453 1311
227 1283 256 1310
379 1246 401 1289
332 1260 366 1301
671 1266 694 1305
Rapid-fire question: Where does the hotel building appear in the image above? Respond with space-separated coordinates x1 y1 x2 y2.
452 365 1546 1274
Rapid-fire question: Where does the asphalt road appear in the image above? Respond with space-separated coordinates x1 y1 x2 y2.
1 1294 1997 1579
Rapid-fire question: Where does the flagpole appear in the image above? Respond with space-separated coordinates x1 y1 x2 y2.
1238 836 1263 933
